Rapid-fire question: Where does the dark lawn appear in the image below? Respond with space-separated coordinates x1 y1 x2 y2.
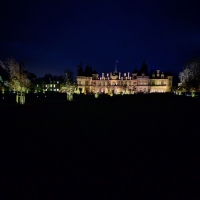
0 94 200 198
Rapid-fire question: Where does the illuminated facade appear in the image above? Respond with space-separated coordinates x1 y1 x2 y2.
35 80 60 92
77 70 173 94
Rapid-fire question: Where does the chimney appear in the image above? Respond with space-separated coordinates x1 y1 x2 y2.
157 70 160 77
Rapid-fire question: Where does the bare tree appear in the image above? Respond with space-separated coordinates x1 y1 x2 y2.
179 58 200 92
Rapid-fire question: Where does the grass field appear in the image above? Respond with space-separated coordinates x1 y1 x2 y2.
0 94 199 198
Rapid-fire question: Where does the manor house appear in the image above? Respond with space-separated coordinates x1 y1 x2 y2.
77 69 173 94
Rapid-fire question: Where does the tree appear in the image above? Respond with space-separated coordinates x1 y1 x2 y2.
0 76 5 94
0 58 32 104
43 74 53 82
5 58 30 93
179 58 200 92
0 61 9 81
0 60 10 93
60 72 77 101
64 69 74 82
92 85 100 98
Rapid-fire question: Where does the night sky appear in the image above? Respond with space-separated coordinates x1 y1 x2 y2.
0 0 200 77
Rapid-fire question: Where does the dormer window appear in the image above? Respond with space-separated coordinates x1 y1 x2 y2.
161 72 164 78
152 74 155 78
133 73 137 78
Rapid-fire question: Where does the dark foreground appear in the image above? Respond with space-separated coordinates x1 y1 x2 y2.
0 94 200 198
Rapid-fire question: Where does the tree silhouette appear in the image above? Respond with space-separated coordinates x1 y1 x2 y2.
77 62 84 76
